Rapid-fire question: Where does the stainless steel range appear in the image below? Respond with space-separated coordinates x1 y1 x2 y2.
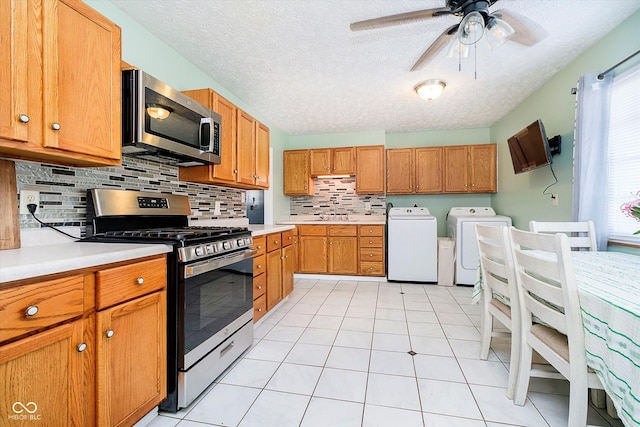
84 188 255 412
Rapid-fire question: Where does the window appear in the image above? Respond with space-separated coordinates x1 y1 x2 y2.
607 65 640 245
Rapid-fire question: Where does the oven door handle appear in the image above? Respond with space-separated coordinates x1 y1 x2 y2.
184 248 257 278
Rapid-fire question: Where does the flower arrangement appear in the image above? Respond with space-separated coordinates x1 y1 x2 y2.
621 191 640 235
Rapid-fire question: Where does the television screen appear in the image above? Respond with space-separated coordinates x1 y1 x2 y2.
507 119 552 174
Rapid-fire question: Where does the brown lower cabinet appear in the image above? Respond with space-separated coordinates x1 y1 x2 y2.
0 254 167 426
297 224 384 276
252 229 295 320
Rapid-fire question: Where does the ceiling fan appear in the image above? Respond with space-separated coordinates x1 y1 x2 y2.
350 0 549 72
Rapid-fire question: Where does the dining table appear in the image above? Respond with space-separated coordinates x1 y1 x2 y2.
473 250 640 427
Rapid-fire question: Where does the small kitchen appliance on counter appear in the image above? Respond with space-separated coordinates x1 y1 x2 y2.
83 189 255 412
387 207 438 282
446 207 512 285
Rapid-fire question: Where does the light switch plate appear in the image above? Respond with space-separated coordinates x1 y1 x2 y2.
364 201 371 211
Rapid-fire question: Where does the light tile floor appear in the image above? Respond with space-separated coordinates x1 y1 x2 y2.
143 278 625 427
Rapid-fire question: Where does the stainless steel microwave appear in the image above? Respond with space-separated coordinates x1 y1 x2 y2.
122 70 221 166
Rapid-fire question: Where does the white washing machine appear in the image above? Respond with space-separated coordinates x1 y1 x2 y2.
388 207 438 282
446 207 512 285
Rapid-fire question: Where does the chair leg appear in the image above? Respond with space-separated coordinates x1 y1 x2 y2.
567 372 588 426
506 323 520 400
590 389 606 409
513 343 533 406
479 307 493 360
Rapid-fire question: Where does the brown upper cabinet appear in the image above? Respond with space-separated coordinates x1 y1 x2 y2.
179 88 270 190
356 145 385 194
310 147 355 176
443 144 497 193
0 0 122 167
283 150 314 196
386 147 443 194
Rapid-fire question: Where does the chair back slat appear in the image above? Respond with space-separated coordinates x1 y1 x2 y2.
523 295 567 334
529 221 597 251
517 265 565 309
476 225 516 303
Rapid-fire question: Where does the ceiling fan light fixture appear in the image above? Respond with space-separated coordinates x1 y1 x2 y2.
458 11 484 45
415 80 446 101
446 38 470 59
485 16 515 50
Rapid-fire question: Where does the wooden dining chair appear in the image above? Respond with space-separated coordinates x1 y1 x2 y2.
476 224 520 399
509 227 604 426
529 220 597 251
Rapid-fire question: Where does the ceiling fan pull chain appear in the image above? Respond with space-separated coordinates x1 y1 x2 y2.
474 42 477 80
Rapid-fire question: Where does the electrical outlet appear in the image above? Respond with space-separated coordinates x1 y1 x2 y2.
364 201 371 211
19 190 40 214
552 194 559 207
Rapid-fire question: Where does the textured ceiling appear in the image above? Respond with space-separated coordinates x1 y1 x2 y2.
110 0 640 135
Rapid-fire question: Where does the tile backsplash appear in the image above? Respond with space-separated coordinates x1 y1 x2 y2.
289 178 386 217
15 156 245 230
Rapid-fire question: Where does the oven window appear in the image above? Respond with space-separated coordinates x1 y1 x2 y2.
182 258 253 355
144 87 202 148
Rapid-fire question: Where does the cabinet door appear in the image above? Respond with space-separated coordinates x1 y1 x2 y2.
42 0 121 161
328 236 358 274
0 0 28 143
282 245 295 297
0 320 87 425
283 150 313 196
299 236 327 273
266 250 282 310
469 144 497 193
332 147 355 175
386 148 415 194
415 147 443 193
236 110 256 186
213 92 239 182
356 145 385 194
443 146 469 193
310 149 331 176
255 122 270 188
97 292 167 427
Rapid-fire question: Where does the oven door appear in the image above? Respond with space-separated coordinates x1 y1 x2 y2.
179 248 255 370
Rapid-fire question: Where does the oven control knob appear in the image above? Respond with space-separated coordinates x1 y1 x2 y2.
223 241 231 250
206 244 215 254
195 246 205 257
236 239 244 247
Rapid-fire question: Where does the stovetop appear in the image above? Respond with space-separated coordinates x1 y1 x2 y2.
102 226 248 242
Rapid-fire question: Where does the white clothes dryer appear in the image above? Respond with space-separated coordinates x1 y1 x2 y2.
446 207 512 285
387 207 438 282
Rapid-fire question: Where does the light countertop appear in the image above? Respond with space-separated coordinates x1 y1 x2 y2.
278 215 386 225
248 224 296 236
0 242 173 284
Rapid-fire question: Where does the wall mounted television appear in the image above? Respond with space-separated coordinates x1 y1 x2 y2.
507 119 560 175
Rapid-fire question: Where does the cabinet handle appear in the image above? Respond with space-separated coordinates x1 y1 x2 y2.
323 241 326 245
329 241 333 245
288 236 292 240
257 285 262 290
136 277 144 285
369 253 373 257
369 240 373 244
274 240 278 244
18 114 30 123
257 308 262 312
281 256 284 260
304 186 307 190
77 343 87 352
257 264 262 269
233 169 238 174
51 122 61 130
369 267 374 270
369 229 373 233
25 305 39 317
105 329 115 338
472 183 475 187
257 245 262 249
416 185 419 189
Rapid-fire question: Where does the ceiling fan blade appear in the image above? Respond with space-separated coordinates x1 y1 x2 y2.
350 7 452 31
493 9 549 46
410 24 458 72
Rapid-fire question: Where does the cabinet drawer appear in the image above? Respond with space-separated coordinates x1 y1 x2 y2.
267 232 282 252
359 236 384 248
281 229 294 247
0 275 84 343
329 225 357 237
254 294 267 322
359 225 384 237
254 254 266 276
360 261 385 276
95 257 166 310
298 225 327 236
252 235 266 256
253 273 266 298
360 247 384 262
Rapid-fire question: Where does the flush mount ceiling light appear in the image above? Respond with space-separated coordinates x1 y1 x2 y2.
146 104 172 120
415 80 446 101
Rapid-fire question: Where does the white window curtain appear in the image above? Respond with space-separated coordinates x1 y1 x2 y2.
572 73 612 251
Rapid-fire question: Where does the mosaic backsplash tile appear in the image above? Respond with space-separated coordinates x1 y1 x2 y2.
15 156 246 231
289 177 386 217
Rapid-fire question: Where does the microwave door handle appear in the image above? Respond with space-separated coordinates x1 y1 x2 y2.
199 117 213 152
